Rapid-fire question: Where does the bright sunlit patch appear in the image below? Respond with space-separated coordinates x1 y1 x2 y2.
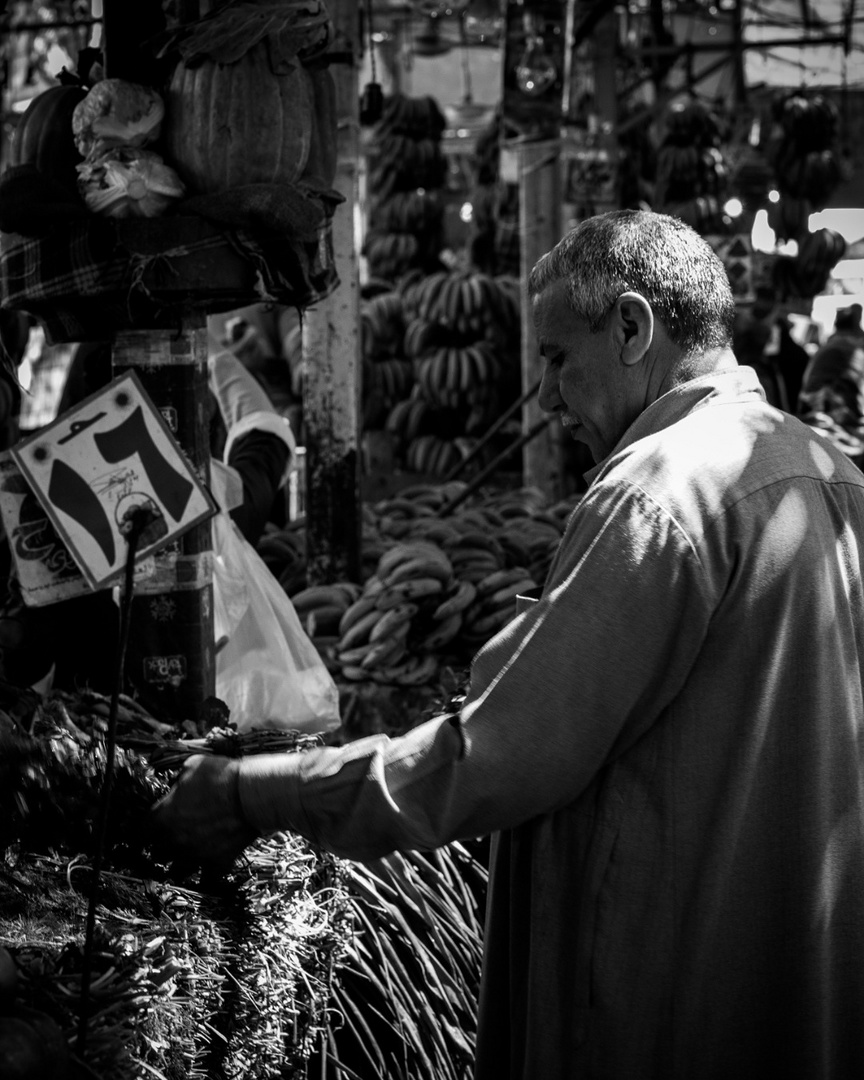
809 436 837 479
808 208 864 244
753 487 811 585
751 209 776 253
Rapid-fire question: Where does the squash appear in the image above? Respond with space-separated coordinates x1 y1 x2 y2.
7 85 86 196
162 41 313 195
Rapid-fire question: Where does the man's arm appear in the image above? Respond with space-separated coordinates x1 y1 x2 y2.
154 479 712 865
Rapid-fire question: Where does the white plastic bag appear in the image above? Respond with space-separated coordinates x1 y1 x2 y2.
212 511 340 734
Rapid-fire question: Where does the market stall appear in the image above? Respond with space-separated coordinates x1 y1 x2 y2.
1 1 863 1077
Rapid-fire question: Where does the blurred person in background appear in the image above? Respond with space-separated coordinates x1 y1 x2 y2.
797 302 864 464
16 323 75 437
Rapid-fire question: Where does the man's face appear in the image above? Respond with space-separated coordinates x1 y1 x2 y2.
533 279 633 464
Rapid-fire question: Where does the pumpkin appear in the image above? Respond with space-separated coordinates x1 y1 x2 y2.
162 42 314 195
299 63 338 191
8 85 87 196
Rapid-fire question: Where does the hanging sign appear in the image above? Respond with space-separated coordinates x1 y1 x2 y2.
10 371 216 591
561 137 619 219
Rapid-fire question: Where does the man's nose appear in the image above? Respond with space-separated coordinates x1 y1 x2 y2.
537 366 561 414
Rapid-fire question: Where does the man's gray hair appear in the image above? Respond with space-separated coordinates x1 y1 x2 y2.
528 210 735 354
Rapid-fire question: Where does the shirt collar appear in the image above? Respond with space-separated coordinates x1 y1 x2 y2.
583 363 766 486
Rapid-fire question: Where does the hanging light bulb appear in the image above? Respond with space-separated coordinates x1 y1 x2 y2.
411 0 469 17
463 0 504 44
515 14 557 98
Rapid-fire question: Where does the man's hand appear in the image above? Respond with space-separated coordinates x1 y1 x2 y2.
151 754 259 872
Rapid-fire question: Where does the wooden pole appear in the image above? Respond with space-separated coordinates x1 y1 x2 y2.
591 2 621 216
97 0 214 721
302 0 363 585
518 137 563 500
111 323 215 722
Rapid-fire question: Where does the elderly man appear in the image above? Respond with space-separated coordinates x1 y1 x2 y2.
154 210 864 1080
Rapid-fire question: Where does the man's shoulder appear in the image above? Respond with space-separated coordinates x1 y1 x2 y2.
596 397 864 532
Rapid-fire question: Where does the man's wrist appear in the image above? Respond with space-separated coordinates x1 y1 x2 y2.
236 753 305 836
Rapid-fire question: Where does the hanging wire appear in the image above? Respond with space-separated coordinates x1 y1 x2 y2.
75 505 158 1055
365 0 377 86
458 8 474 105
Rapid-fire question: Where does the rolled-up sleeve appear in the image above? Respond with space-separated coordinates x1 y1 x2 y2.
238 480 714 861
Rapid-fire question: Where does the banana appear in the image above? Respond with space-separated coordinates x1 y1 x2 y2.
369 602 418 642
338 594 381 637
374 496 421 519
368 573 388 592
340 664 370 682
303 604 346 638
338 607 384 651
334 581 364 605
486 577 537 611
451 560 501 582
419 271 447 320
417 611 462 650
411 521 462 546
386 398 411 437
430 347 449 403
393 653 439 686
417 356 434 400
290 585 351 613
257 534 300 562
376 542 430 580
449 530 504 556
446 346 461 392
361 633 409 671
383 554 452 587
465 273 484 316
379 515 412 539
464 607 513 639
458 346 474 394
445 272 465 321
433 579 477 620
337 639 379 665
376 576 445 609
405 399 427 443
476 566 533 598
397 482 442 501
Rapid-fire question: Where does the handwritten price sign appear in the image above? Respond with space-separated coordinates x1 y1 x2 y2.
12 371 216 590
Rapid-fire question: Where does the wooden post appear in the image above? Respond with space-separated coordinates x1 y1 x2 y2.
111 323 215 722
302 0 362 585
591 6 620 215
95 1 214 720
518 137 563 500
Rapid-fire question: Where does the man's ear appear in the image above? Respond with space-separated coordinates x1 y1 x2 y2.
613 292 653 366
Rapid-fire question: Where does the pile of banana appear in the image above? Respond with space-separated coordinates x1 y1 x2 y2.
256 519 307 596
332 540 464 686
363 94 448 281
401 269 519 344
287 580 364 672
259 481 584 689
